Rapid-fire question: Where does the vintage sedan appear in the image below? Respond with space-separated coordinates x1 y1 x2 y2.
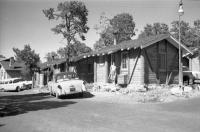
0 78 31 92
48 72 86 98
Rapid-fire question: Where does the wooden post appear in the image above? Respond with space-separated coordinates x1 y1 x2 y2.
189 58 192 71
32 72 35 89
105 55 108 83
94 57 97 82
140 51 145 85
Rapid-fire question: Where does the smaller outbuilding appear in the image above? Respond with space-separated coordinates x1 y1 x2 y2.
0 57 25 81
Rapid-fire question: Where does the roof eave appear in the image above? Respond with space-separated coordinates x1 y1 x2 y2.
169 36 193 55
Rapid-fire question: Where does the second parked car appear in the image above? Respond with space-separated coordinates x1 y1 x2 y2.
48 72 86 98
0 78 32 92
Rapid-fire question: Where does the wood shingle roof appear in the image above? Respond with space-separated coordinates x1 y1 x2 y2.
72 34 193 62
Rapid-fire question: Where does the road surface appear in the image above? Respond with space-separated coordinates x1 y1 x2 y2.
0 90 200 132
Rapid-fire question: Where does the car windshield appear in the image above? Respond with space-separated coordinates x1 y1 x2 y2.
13 79 24 83
56 72 77 81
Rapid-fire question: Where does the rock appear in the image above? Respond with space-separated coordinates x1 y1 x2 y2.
160 98 164 102
127 84 147 92
170 86 183 96
192 84 200 91
110 85 117 92
183 86 192 93
147 84 157 90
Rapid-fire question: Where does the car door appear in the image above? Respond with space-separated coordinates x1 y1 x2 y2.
5 80 14 90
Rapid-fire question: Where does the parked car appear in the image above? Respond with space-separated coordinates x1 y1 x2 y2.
183 66 200 85
0 78 32 92
22 80 32 89
48 72 86 98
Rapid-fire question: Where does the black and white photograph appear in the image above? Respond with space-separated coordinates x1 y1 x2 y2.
0 0 200 131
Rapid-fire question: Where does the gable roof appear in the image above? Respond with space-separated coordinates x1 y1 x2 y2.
72 34 193 62
39 58 67 70
40 34 193 67
0 58 25 71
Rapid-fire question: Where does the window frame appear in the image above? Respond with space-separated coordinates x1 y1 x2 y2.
121 51 128 71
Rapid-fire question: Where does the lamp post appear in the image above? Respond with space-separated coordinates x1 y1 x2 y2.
178 0 184 87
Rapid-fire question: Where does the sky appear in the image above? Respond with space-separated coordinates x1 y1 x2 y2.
0 0 200 62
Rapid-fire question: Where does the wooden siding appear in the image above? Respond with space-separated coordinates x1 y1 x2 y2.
96 56 107 83
129 48 145 84
76 58 94 83
166 41 179 84
144 40 179 84
0 66 22 80
84 39 181 85
191 57 200 72
6 71 22 79
144 44 157 84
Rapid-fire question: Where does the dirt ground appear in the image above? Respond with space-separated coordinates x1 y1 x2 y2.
1 89 200 132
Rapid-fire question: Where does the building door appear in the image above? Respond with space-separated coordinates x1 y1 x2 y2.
121 52 128 74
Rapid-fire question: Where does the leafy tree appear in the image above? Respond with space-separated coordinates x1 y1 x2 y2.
93 39 106 50
194 20 200 30
190 20 200 48
43 1 89 70
45 51 59 62
138 22 169 39
110 13 135 43
57 41 92 58
190 20 200 57
72 41 92 55
94 13 136 50
94 12 110 34
170 20 194 48
192 19 200 38
94 26 114 50
13 44 40 79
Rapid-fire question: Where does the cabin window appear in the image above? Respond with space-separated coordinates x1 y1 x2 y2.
99 56 105 66
111 54 115 64
88 64 93 73
121 52 128 70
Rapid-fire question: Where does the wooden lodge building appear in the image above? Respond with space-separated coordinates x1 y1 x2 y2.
73 34 193 85
39 34 193 86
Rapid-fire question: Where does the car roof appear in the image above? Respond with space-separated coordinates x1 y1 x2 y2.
1 78 22 82
55 72 76 76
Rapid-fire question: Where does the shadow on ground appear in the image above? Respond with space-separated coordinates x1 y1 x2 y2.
59 91 94 99
0 93 76 117
0 124 5 127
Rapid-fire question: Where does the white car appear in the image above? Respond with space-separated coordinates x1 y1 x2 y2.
48 72 86 98
0 78 32 92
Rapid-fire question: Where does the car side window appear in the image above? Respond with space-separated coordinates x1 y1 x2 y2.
13 79 19 83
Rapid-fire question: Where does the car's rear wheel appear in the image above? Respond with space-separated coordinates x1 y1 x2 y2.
16 86 20 92
79 92 83 98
